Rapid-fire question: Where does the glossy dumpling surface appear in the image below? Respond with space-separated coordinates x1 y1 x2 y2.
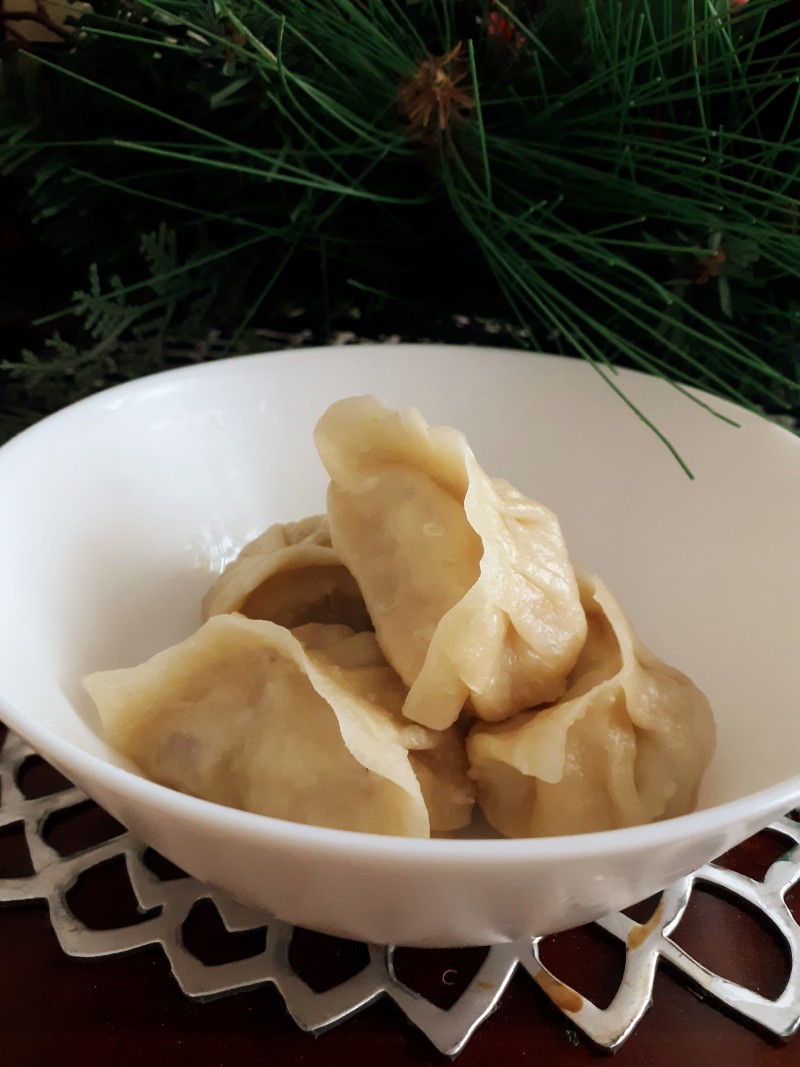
314 395 587 730
466 573 717 837
201 515 371 632
84 618 473 836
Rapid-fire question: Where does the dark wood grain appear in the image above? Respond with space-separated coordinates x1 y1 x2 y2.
2 721 798 1067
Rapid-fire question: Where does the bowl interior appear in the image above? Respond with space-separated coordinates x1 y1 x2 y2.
1 344 799 820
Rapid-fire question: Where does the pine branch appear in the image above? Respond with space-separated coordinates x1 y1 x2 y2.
1 0 799 450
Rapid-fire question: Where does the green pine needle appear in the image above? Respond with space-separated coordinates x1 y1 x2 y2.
1 0 798 453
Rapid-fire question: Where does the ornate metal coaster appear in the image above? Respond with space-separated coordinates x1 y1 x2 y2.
1 726 799 1057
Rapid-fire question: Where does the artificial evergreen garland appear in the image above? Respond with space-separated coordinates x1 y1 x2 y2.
1 0 799 460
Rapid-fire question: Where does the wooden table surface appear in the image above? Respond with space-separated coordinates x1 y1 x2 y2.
2 720 798 1067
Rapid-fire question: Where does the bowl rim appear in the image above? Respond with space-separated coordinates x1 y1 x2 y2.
0 339 783 452
2 343 799 861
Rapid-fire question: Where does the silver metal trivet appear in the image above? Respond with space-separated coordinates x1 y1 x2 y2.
2 728 799 1058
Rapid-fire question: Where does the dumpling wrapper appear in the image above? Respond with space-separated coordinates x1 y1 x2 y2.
314 396 587 730
84 619 474 837
466 573 716 837
201 514 371 631
296 624 474 832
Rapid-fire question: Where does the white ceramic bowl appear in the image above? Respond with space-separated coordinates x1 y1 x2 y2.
1 344 799 947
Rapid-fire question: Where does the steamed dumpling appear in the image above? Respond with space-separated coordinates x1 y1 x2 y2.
407 722 475 833
466 573 716 837
296 623 474 832
85 618 473 836
201 515 371 631
314 396 587 730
